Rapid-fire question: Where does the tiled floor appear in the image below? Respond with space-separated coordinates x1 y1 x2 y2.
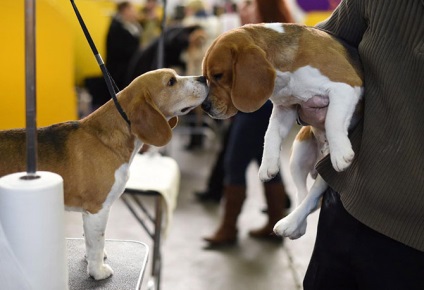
65 123 320 290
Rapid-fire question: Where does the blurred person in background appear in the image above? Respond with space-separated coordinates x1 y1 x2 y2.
182 0 222 150
105 1 142 89
139 0 162 47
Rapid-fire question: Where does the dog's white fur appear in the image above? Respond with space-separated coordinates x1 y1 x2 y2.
260 67 363 178
261 68 363 239
80 146 142 279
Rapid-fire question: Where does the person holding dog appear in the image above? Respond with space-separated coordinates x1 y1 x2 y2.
297 0 424 289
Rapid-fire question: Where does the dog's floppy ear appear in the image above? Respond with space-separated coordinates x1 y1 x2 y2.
231 46 276 112
129 91 173 147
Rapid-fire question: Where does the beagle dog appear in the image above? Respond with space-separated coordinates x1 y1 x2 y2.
201 23 363 239
0 68 207 280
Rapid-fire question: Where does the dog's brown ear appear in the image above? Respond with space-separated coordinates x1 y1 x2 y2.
129 91 173 147
168 116 178 129
231 46 276 112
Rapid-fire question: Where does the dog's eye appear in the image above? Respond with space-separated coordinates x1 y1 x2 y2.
168 77 176 86
213 74 223 81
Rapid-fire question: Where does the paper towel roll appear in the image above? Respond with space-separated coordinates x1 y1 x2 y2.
0 171 69 290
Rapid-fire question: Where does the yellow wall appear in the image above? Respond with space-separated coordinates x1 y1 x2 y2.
0 1 77 130
303 12 333 26
63 0 116 85
0 0 117 130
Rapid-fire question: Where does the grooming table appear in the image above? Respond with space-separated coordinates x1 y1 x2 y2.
122 153 180 290
67 238 148 290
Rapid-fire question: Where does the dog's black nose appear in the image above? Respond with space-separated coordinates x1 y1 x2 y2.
196 76 207 84
201 99 211 112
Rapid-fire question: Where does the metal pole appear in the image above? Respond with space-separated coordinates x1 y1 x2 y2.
23 0 39 179
157 0 167 68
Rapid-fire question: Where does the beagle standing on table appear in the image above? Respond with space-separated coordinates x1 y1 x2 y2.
201 23 363 239
0 69 207 280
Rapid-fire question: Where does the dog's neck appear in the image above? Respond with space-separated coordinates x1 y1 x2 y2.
81 100 136 162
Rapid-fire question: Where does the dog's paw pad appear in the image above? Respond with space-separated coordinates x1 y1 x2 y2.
88 264 114 280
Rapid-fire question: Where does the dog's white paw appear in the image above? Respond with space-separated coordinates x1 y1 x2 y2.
258 160 280 181
330 145 355 172
273 216 307 240
88 263 114 280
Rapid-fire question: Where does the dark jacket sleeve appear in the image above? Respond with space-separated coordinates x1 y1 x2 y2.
315 0 367 48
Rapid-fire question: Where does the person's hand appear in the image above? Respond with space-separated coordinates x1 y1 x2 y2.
297 95 329 130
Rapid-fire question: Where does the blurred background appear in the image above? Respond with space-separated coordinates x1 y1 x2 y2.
0 0 339 130
0 1 340 289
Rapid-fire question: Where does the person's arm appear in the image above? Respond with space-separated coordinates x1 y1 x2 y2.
298 0 367 128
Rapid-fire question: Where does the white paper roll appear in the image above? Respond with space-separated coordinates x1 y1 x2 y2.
0 171 69 290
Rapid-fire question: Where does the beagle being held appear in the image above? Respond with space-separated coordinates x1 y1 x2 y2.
0 69 207 280
201 23 363 239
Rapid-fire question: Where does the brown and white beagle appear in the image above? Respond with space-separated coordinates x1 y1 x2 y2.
0 68 207 280
201 23 363 239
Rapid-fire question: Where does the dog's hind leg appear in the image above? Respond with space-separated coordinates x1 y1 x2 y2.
289 131 318 205
82 207 114 280
273 175 327 239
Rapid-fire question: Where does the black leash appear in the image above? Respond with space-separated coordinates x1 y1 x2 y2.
70 0 131 126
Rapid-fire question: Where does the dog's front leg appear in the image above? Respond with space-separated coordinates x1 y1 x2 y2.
325 84 362 172
274 174 328 239
259 105 296 181
82 207 114 280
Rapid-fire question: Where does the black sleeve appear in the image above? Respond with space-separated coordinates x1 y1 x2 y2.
315 0 367 48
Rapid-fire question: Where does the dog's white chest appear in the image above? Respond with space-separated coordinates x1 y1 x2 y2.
102 164 130 208
271 66 332 106
103 140 143 208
